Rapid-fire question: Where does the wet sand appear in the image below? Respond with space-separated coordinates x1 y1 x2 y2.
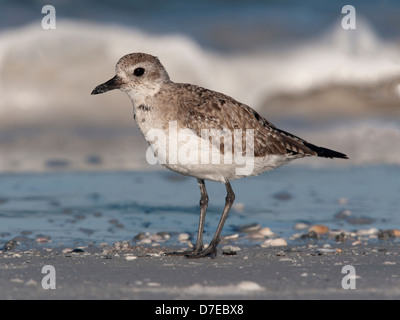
0 167 399 300
1 243 399 300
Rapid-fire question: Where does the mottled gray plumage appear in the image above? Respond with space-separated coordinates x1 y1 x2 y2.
158 82 318 158
99 53 347 160
91 52 348 259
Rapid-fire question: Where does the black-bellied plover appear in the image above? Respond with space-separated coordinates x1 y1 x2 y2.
91 53 348 258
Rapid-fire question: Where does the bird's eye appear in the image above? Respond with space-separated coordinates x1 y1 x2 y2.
133 67 145 77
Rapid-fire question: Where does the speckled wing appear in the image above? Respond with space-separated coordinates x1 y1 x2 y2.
174 83 317 158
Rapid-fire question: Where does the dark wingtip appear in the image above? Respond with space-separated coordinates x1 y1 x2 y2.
304 142 348 159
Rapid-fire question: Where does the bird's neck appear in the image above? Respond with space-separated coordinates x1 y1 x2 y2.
132 100 163 139
124 82 162 108
127 85 164 135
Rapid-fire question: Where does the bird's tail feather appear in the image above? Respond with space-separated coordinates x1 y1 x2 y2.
303 142 348 159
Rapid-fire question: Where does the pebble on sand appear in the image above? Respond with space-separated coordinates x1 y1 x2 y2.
308 225 329 235
153 232 170 242
378 229 400 240
261 238 288 248
134 232 171 244
222 233 239 240
300 231 319 240
335 232 347 242
237 281 264 292
133 232 148 240
258 227 275 237
138 238 152 245
2 240 18 252
125 255 138 261
356 228 379 236
178 233 190 242
25 279 39 287
247 227 275 239
10 278 24 284
113 241 132 250
222 245 241 255
147 282 161 287
294 223 309 230
36 235 51 243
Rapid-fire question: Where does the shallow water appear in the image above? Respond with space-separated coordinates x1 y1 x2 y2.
0 165 399 249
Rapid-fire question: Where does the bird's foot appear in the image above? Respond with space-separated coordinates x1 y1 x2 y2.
185 242 217 259
164 245 204 256
164 250 195 256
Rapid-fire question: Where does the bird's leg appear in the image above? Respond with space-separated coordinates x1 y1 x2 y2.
186 181 235 259
193 179 208 252
165 179 209 256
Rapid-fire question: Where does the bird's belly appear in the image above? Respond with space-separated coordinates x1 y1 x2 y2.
163 154 291 182
143 127 292 182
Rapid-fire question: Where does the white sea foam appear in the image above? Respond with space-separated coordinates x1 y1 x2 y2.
0 20 400 170
0 19 399 128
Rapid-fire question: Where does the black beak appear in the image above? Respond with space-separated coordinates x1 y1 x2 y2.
91 75 124 95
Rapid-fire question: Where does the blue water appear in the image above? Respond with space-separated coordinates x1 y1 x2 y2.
1 1 400 249
0 165 399 248
2 0 400 51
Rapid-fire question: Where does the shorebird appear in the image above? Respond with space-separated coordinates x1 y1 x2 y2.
91 53 348 258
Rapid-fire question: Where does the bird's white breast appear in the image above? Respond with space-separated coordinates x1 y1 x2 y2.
137 121 292 182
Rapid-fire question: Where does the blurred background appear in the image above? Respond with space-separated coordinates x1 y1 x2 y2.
1 0 400 172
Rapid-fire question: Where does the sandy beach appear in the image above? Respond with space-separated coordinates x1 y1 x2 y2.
1 167 399 300
1 1 400 301
1 243 399 300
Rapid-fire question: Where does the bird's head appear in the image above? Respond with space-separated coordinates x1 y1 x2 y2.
91 52 170 105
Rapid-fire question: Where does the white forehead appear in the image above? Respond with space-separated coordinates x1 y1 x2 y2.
115 52 170 81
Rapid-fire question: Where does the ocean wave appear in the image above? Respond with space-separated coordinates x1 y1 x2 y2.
0 19 399 129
